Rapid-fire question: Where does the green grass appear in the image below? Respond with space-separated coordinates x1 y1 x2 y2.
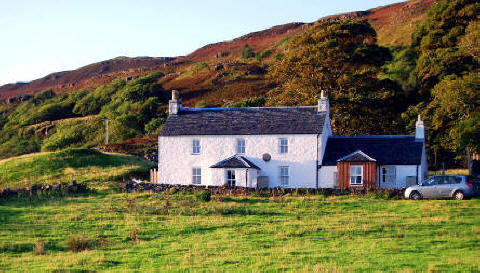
429 169 470 175
0 149 155 190
0 193 479 272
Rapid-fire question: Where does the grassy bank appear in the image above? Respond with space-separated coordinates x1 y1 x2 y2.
0 193 479 271
0 149 155 190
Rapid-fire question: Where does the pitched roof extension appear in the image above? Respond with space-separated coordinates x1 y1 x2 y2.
337 150 376 162
210 155 261 169
322 135 423 166
159 106 326 136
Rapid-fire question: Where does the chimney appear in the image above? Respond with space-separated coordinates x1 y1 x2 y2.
415 114 424 140
168 90 182 115
318 90 329 113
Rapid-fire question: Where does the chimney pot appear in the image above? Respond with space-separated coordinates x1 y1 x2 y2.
318 90 329 113
169 90 182 115
415 114 424 140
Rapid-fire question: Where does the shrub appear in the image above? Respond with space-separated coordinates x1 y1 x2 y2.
144 117 166 135
33 238 45 255
256 50 272 61
67 236 90 252
195 191 211 202
241 46 255 59
130 229 139 243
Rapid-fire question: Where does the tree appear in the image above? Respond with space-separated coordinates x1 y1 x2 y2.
412 0 478 96
267 20 405 135
410 0 480 163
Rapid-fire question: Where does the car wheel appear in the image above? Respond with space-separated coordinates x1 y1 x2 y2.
453 191 465 200
410 191 422 200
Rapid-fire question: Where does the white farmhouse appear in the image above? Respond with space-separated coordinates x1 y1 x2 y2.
158 90 427 189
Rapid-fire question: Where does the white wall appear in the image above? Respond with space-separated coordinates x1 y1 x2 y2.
378 165 418 189
419 144 428 182
158 134 320 188
318 166 337 188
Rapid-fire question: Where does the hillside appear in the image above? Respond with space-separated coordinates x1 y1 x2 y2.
0 149 155 190
0 0 436 102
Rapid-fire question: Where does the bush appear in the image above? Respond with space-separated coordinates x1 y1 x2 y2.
33 238 45 255
67 236 90 252
241 46 255 59
256 50 272 61
195 191 211 202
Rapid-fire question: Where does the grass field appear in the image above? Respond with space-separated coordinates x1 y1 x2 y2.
1 192 479 272
0 149 155 190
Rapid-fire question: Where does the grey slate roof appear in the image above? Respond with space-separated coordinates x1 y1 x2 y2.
159 107 325 136
337 150 376 162
322 135 424 166
211 155 261 169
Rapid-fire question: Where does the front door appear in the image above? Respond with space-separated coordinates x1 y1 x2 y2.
226 169 236 187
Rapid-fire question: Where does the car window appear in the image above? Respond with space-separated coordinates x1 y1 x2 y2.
437 176 449 185
434 176 444 185
443 176 459 184
423 178 436 186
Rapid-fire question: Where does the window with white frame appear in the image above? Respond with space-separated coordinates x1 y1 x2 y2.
192 139 200 154
279 138 288 154
350 165 363 185
226 170 236 187
280 166 289 186
192 168 201 184
237 139 245 154
382 166 396 183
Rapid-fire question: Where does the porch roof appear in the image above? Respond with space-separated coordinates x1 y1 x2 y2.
337 150 376 162
210 155 260 169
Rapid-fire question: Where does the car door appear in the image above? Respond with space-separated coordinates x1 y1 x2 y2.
436 176 453 198
419 177 439 198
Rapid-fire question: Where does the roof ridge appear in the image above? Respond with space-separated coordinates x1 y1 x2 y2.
180 106 317 111
330 135 414 139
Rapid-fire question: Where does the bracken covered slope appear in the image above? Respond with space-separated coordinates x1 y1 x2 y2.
0 0 436 102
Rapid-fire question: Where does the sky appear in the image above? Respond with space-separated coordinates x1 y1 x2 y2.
0 0 402 86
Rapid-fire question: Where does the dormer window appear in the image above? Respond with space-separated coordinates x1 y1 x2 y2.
192 139 200 154
237 139 246 154
279 138 288 154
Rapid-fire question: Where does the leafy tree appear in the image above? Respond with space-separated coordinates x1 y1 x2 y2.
409 0 480 162
380 46 418 94
426 71 480 154
412 0 478 96
268 20 405 135
459 20 480 61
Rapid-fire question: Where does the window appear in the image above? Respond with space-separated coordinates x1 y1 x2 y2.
192 168 201 184
280 166 289 186
237 139 245 154
279 138 288 154
192 139 200 154
226 170 236 187
350 165 363 185
382 166 396 183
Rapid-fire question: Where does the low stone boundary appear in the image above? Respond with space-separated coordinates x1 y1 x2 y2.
0 181 88 199
121 182 406 198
